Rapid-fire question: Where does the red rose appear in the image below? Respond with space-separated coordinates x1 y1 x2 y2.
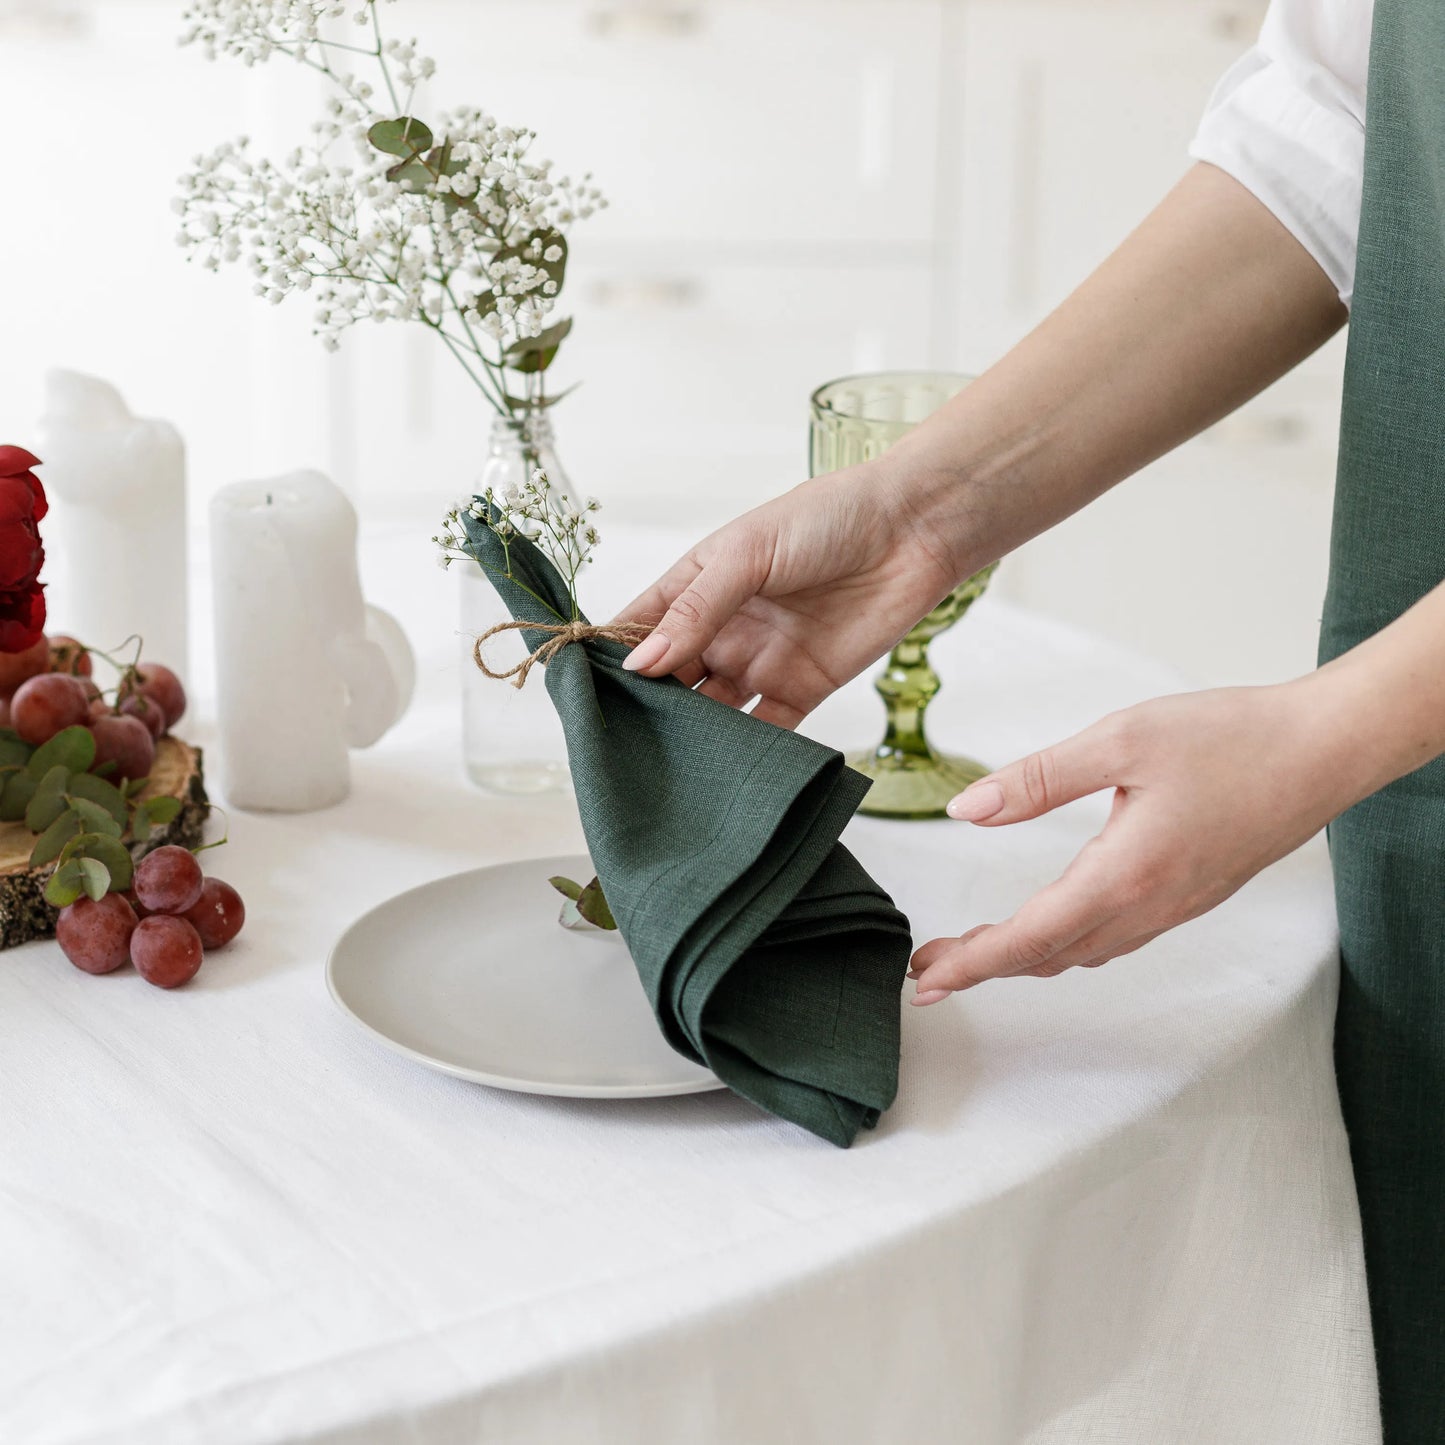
0 479 43 589
0 445 47 522
0 581 46 653
0 446 47 650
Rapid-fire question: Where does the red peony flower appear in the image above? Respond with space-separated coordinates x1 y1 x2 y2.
0 445 47 523
0 580 46 653
0 446 47 651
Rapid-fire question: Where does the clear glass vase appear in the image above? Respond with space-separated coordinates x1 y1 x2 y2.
810 371 998 820
459 409 579 795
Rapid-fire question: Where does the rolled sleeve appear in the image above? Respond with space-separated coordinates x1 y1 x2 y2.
1190 28 1367 306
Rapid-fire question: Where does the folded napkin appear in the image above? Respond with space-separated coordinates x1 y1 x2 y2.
461 513 912 1147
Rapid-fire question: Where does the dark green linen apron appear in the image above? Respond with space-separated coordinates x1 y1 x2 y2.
1318 1 1445 1436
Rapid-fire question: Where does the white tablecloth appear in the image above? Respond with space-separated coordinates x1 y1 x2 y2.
0 523 1380 1444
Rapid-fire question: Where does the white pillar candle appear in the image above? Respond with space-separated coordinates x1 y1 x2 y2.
210 470 415 812
37 370 189 673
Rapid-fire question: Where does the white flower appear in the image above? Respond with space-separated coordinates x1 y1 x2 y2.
176 0 604 435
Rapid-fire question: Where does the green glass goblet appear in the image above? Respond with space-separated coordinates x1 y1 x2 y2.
809 371 998 820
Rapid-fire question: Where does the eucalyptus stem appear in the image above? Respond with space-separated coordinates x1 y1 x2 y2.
367 0 402 112
432 325 509 417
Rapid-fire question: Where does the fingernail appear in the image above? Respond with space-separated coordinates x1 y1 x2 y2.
947 781 1004 822
623 631 670 673
911 989 951 1007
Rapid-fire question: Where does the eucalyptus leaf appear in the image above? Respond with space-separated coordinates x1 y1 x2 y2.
144 795 183 825
577 877 618 931
506 346 558 376
505 316 573 358
78 856 111 902
0 770 37 823
69 798 123 840
494 229 568 292
66 772 128 829
27 726 95 780
134 794 183 843
549 875 585 902
386 157 433 192
504 317 573 375
440 189 480 219
61 833 133 892
466 288 499 320
429 139 465 177
30 809 83 868
503 382 581 411
25 765 74 834
44 858 85 909
0 731 32 769
535 228 568 289
367 116 433 157
557 877 619 934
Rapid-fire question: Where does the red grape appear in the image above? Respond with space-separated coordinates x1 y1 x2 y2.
56 894 138 975
89 714 155 782
134 664 186 733
49 636 93 678
0 696 10 728
182 877 246 949
131 915 203 988
120 889 153 921
0 635 50 696
12 673 91 745
133 845 204 915
117 692 166 739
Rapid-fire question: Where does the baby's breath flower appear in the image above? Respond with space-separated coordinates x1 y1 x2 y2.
175 0 605 414
447 469 603 612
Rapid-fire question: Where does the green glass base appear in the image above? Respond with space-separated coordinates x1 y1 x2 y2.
846 749 991 821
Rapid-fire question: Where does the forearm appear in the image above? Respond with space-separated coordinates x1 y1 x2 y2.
1306 581 1445 807
887 162 1347 578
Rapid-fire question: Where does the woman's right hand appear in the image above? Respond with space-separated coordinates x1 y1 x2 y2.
614 461 971 729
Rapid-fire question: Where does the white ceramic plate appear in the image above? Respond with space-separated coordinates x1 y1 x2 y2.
326 854 722 1098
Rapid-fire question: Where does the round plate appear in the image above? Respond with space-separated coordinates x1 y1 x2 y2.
326 854 722 1098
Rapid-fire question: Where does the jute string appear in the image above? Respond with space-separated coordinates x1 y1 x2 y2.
472 619 653 689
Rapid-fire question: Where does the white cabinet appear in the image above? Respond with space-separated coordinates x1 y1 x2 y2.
949 0 1271 361
413 0 944 249
1 0 1353 685
948 0 1346 685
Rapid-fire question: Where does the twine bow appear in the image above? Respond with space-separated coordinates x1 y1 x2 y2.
472 619 654 690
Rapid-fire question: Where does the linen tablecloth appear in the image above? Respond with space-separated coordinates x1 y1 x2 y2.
0 522 1379 1444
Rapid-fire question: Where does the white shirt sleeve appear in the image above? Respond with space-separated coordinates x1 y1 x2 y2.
1189 0 1372 305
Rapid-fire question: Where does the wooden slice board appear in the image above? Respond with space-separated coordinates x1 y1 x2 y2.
0 736 210 948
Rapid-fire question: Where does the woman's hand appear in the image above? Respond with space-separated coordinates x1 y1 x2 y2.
909 679 1371 1003
614 461 973 729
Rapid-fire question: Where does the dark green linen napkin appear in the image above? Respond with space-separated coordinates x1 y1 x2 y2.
461 514 912 1147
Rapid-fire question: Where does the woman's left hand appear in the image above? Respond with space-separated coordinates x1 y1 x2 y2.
909 678 1369 1003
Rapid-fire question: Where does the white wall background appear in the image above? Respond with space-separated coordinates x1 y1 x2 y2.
0 0 1344 688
